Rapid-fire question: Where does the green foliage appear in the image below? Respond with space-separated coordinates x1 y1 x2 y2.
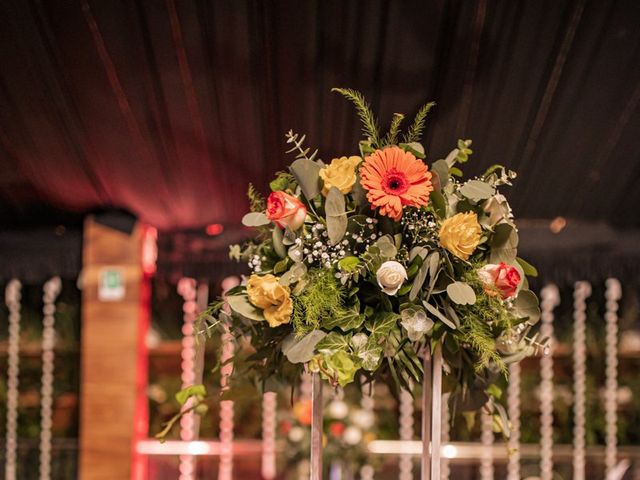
270 170 297 191
285 129 319 162
332 88 382 147
247 183 265 212
382 113 405 146
402 101 436 143
292 269 347 335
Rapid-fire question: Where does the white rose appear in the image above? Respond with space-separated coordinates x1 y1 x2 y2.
343 426 363 445
376 261 407 296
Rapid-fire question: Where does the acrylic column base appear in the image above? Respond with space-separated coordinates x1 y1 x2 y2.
421 342 443 480
308 343 443 480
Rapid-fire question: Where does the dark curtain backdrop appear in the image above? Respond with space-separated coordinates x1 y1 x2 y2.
1 0 640 282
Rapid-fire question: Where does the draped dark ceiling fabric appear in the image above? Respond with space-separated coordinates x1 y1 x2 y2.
1 0 639 232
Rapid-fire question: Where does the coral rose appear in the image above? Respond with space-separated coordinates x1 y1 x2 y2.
266 191 307 230
359 146 433 221
439 212 482 260
319 156 362 195
246 274 293 327
477 262 521 299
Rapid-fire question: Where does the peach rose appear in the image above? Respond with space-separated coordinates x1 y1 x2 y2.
477 262 521 299
266 191 307 230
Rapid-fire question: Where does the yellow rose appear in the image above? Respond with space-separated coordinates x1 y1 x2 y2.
246 274 293 327
439 212 482 260
319 156 362 195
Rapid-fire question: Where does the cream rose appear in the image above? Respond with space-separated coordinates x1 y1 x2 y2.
319 156 362 195
376 260 407 296
438 212 482 260
246 274 293 327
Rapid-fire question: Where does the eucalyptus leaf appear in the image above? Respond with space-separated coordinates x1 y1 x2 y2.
490 224 519 264
423 302 457 330
281 330 327 363
375 235 398 259
516 256 538 277
279 262 307 286
272 227 286 258
399 142 426 159
351 174 367 206
512 290 541 324
409 246 429 262
431 159 449 190
429 190 447 218
290 158 321 200
459 180 495 202
446 281 477 305
326 187 347 245
410 260 429 301
242 212 270 227
227 295 265 321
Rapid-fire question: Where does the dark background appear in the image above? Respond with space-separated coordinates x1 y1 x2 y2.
1 0 639 283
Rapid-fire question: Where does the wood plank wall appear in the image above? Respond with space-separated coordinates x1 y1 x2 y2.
79 217 143 480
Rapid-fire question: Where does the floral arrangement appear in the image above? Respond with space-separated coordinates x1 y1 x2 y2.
199 88 544 427
279 396 377 476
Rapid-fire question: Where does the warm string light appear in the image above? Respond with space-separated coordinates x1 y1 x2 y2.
573 281 591 480
399 386 415 480
539 284 560 480
261 392 277 479
479 399 494 480
604 278 622 477
177 278 198 480
219 276 239 480
4 279 22 480
39 277 62 480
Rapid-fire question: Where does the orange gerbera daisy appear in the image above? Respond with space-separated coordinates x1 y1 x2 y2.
359 146 433 220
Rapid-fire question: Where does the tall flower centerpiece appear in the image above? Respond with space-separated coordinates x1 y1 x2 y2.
171 89 544 475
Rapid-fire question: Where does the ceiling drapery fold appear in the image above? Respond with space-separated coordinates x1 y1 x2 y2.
0 0 638 230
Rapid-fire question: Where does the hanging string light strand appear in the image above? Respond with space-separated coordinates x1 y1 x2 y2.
4 279 22 480
39 277 62 480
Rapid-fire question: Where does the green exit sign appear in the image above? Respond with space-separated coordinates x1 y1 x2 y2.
99 268 125 301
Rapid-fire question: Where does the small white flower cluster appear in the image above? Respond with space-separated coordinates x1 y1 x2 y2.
401 208 438 240
248 253 265 272
302 219 381 269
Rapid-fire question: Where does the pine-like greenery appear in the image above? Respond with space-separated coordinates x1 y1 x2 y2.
402 101 436 143
332 88 382 148
382 112 405 146
292 269 346 336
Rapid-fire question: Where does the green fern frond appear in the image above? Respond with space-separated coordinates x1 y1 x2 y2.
382 113 405 146
247 184 266 212
332 88 381 147
402 101 436 143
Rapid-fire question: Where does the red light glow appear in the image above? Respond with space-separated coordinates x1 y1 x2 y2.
206 223 224 236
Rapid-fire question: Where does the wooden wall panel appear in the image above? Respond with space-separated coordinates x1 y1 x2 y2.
79 217 143 480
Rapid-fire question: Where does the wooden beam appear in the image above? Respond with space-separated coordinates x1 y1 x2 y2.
79 217 144 480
